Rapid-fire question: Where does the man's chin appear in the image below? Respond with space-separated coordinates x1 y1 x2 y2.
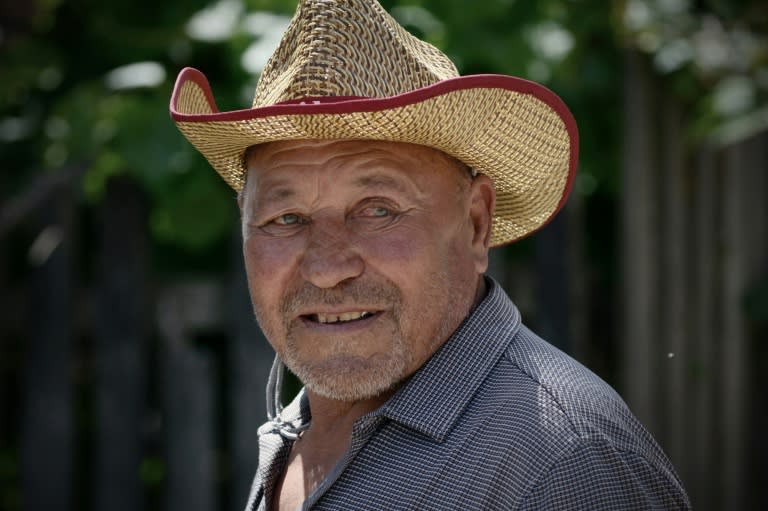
287 355 407 402
305 380 398 402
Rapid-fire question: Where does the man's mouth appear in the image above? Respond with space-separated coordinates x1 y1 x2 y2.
307 311 376 324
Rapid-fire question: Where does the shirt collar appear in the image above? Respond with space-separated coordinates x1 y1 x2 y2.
377 277 520 442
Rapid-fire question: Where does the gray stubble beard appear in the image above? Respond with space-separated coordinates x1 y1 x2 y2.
280 280 411 402
276 262 471 402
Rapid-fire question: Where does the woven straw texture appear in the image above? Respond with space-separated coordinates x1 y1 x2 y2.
171 0 576 246
254 0 459 106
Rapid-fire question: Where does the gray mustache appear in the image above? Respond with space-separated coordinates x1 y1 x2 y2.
280 280 402 315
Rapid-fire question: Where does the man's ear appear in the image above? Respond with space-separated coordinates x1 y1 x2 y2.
237 188 245 213
467 174 495 274
238 166 254 218
238 148 255 215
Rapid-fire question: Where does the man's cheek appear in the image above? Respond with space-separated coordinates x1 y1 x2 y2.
245 238 295 277
363 229 428 267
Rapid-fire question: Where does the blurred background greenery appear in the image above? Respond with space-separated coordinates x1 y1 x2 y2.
1 0 766 510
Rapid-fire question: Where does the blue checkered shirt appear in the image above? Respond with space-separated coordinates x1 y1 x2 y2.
246 278 690 510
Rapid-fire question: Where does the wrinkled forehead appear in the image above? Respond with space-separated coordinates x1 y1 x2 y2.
242 139 473 193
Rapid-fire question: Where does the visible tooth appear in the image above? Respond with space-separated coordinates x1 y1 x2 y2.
317 314 340 324
314 311 372 324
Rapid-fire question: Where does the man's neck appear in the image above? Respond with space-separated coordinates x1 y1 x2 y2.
304 389 393 439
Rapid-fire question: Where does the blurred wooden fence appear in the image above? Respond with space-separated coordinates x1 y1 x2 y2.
2 175 275 511
2 52 767 511
620 51 768 511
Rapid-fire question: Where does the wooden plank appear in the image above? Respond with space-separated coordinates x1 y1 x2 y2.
690 146 719 511
659 93 687 472
158 284 216 511
620 50 660 432
488 245 537 319
565 194 590 365
487 245 510 289
92 177 148 511
720 142 749 509
748 132 768 509
534 213 571 353
20 184 75 511
732 132 768 508
0 232 9 450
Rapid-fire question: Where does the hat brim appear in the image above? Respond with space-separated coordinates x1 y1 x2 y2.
170 67 578 246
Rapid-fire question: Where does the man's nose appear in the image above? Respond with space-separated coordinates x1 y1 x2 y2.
299 221 364 288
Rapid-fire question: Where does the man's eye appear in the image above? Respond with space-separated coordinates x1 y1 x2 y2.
273 213 302 225
365 206 390 217
350 204 400 231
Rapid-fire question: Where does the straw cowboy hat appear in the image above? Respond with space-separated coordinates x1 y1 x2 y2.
170 0 578 246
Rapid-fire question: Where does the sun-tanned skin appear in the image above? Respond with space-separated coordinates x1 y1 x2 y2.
239 139 495 510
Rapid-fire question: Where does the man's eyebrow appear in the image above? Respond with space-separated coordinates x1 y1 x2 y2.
251 185 297 210
263 187 296 201
351 173 409 193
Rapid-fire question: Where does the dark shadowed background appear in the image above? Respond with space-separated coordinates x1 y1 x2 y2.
1 0 767 509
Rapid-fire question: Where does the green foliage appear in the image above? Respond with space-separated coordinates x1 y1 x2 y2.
744 275 768 324
1 0 242 255
0 0 628 277
0 448 20 511
6 0 758 259
149 169 238 251
617 0 768 143
139 456 166 487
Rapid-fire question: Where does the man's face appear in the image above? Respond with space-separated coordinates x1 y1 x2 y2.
241 139 494 402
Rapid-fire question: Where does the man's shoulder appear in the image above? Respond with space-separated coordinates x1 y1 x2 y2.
452 322 689 507
469 322 675 475
448 279 642 450
491 324 647 446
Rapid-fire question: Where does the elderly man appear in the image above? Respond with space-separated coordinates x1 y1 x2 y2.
171 0 690 509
